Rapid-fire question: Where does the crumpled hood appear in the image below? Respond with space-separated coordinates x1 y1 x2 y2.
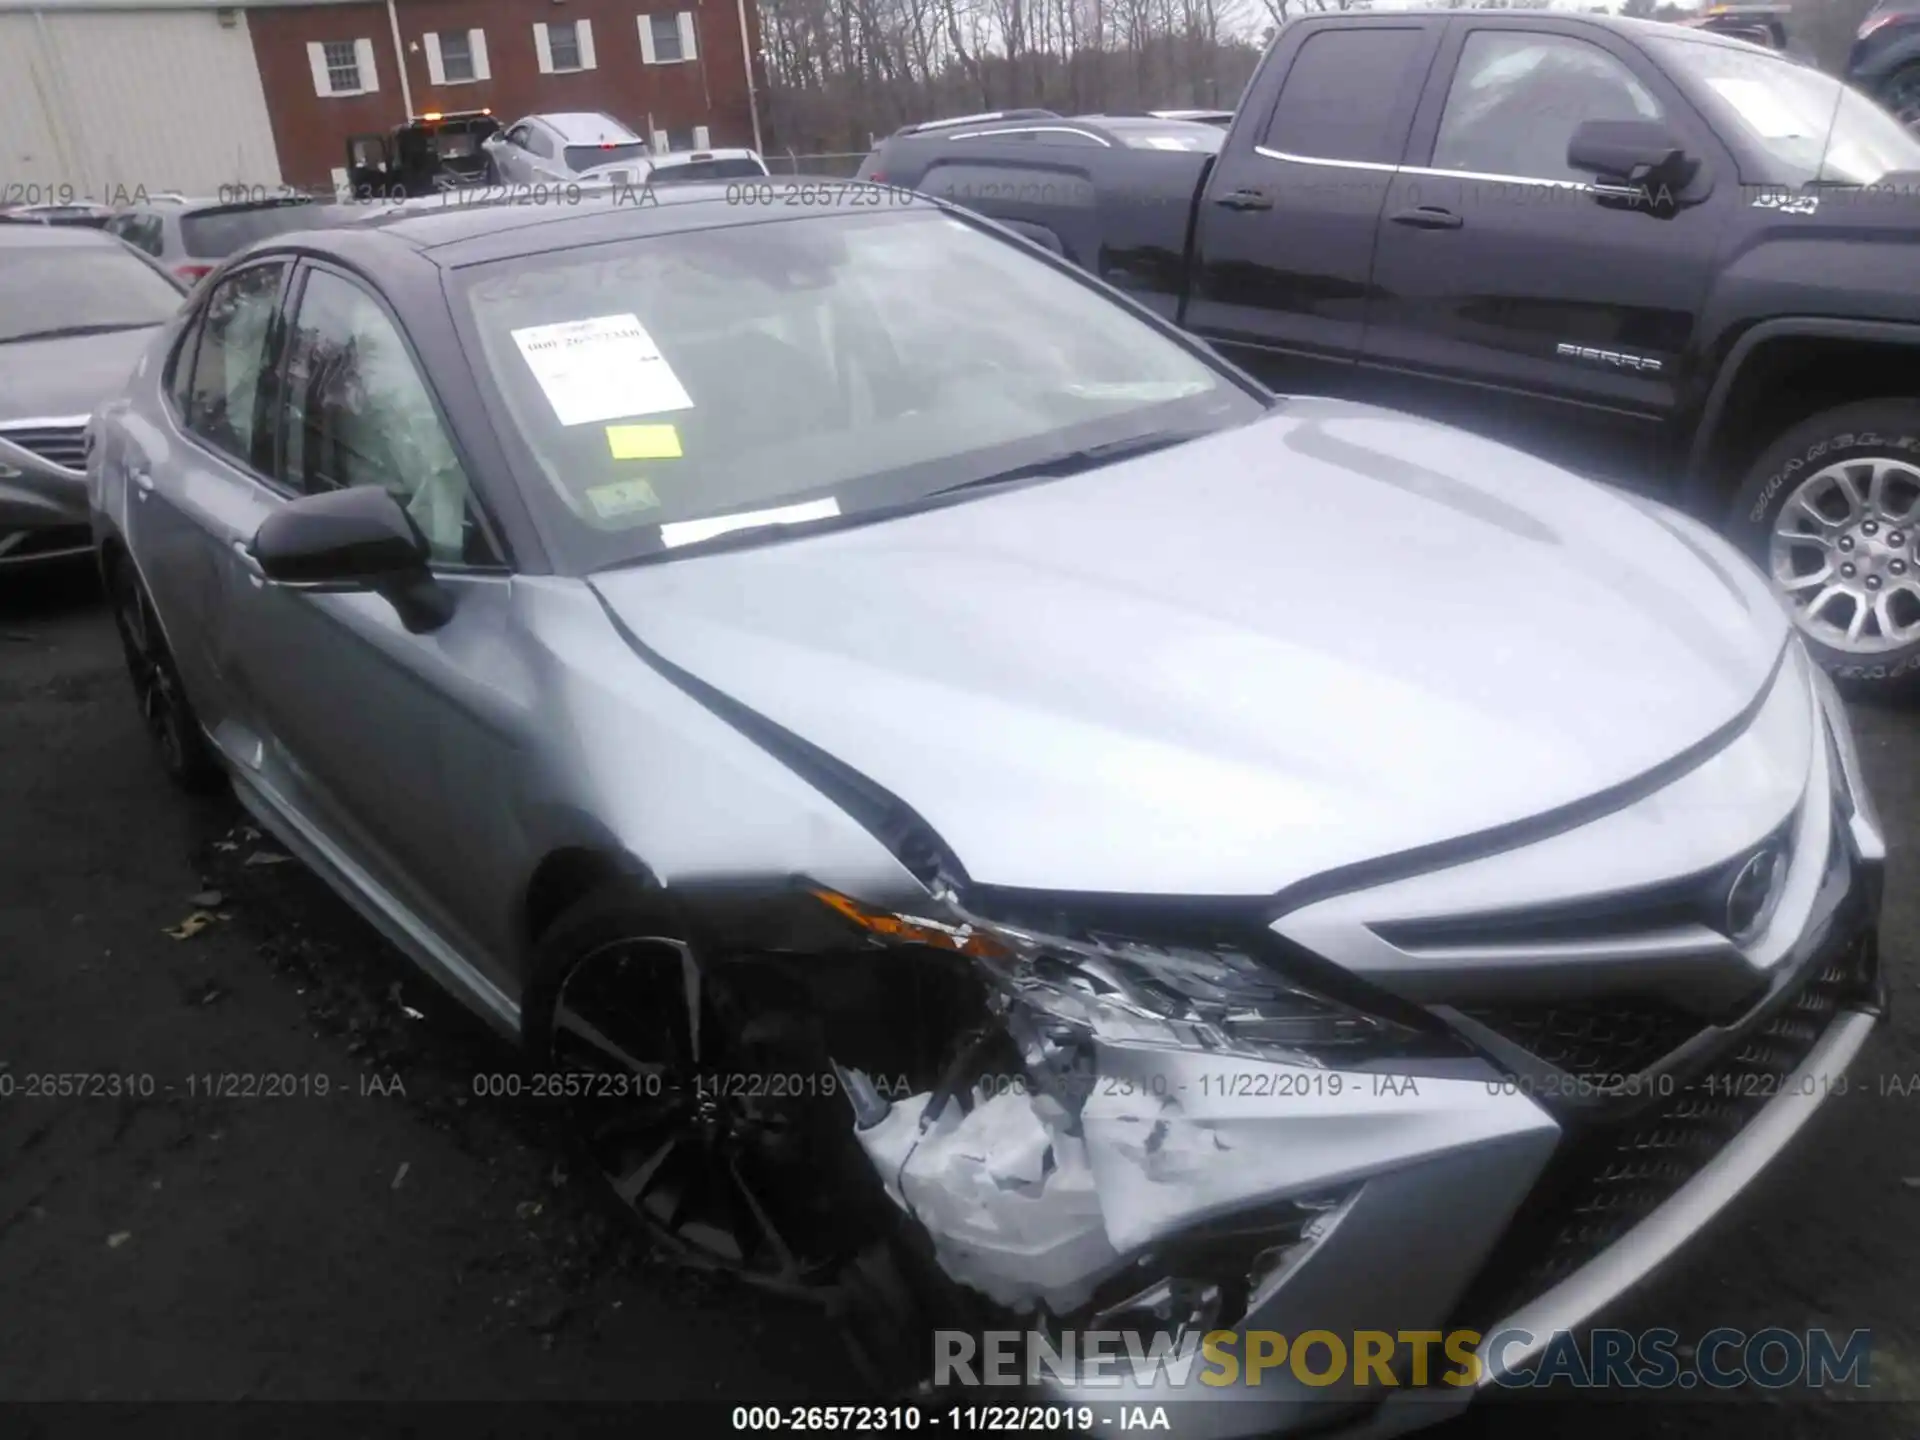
591 399 1788 897
0 326 160 423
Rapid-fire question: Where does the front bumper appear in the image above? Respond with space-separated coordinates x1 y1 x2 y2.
1018 705 1884 1436
1019 906 1881 1438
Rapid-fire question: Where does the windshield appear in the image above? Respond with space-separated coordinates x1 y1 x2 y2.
567 142 651 173
180 202 321 258
1653 36 1920 185
0 245 181 342
649 156 769 182
455 207 1264 570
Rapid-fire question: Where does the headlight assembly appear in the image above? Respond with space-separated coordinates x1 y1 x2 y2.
809 886 1426 1079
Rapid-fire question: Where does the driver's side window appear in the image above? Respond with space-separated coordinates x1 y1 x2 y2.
1432 32 1665 184
506 124 532 148
525 127 556 159
279 268 495 567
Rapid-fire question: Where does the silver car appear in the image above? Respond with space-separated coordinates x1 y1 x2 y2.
89 186 1885 1435
1 222 183 568
483 111 652 185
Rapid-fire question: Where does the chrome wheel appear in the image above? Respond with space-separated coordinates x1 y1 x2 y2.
1768 457 1920 654
111 567 189 772
547 938 850 1297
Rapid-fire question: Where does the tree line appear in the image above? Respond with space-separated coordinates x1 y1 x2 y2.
756 0 1708 154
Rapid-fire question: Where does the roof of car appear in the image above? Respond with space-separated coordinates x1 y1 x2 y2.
0 219 121 247
534 112 643 144
259 178 940 269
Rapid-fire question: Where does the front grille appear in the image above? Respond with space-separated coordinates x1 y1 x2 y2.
1461 998 1708 1083
0 422 88 473
1454 937 1871 1326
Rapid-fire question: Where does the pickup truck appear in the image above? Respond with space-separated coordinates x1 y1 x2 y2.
857 11 1920 695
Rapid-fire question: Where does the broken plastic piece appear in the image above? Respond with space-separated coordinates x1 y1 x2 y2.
862 1085 1120 1314
834 1062 892 1130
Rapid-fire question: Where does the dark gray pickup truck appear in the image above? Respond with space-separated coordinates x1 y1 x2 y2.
859 10 1920 695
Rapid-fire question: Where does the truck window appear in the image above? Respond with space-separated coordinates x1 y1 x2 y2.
1432 33 1664 184
1260 28 1431 165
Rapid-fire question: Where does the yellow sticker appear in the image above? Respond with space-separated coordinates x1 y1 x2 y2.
606 423 683 460
585 478 662 519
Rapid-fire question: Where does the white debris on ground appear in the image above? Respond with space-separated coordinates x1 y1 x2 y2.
851 1080 1121 1314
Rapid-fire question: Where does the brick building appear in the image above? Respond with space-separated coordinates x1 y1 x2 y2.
0 0 764 197
250 0 764 189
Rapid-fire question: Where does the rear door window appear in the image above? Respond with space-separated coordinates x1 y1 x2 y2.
182 261 287 472
1261 27 1434 165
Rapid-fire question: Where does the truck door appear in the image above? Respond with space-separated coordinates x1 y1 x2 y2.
1185 17 1442 394
1359 17 1736 486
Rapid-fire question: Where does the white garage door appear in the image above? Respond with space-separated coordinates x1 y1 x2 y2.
0 8 283 200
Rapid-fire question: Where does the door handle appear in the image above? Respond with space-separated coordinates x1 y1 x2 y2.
128 465 154 496
1215 188 1275 212
1389 206 1464 230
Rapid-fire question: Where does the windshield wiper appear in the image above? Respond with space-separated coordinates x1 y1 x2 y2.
0 322 158 345
928 429 1208 498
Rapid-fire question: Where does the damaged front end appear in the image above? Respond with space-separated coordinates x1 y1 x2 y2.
810 885 1561 1428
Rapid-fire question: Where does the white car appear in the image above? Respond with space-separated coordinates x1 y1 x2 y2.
482 111 652 186
645 147 769 182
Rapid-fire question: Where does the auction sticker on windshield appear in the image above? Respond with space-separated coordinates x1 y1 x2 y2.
511 314 693 426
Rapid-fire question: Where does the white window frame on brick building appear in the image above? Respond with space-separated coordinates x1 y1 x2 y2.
308 38 379 97
534 19 598 73
637 12 698 65
424 29 491 86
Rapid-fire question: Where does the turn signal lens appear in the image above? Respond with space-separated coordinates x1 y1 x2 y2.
810 888 1008 958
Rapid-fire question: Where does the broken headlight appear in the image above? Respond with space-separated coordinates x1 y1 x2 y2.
811 886 1422 1075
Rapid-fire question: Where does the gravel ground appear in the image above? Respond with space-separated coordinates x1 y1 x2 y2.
2 560 1918 1436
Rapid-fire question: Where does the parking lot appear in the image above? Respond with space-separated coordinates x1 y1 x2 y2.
2 559 1919 1436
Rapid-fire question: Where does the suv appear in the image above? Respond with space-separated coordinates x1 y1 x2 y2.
482 112 652 185
104 195 333 285
1851 1 1920 128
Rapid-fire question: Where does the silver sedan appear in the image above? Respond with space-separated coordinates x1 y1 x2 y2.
88 185 1885 1436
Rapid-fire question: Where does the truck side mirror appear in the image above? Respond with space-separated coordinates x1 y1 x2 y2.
1567 120 1700 206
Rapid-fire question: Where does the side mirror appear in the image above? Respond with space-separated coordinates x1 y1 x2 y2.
250 486 454 633
1567 120 1699 201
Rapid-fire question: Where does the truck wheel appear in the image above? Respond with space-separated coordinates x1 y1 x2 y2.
1727 399 1920 697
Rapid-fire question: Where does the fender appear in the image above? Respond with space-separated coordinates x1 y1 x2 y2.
1682 316 1920 509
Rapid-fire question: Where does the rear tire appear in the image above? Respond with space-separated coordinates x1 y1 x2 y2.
1725 399 1920 699
107 556 224 791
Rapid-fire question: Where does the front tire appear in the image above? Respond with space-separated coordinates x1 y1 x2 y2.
1726 400 1920 699
521 882 891 1299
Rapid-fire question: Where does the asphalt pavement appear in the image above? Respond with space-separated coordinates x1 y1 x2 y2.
2 560 1918 1437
